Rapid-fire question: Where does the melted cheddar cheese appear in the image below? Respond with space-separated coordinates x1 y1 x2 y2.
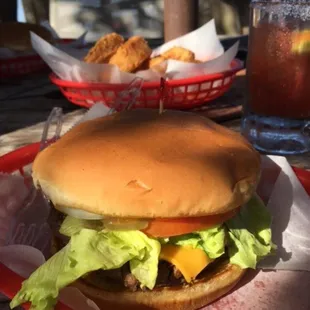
159 244 212 283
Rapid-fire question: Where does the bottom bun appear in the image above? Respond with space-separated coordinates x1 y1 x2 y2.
73 261 246 310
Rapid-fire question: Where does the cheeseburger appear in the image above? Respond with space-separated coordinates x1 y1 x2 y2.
11 109 274 310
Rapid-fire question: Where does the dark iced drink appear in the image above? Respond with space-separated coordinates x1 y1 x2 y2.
242 1 310 154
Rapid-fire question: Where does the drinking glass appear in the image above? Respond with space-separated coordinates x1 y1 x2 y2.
241 0 310 154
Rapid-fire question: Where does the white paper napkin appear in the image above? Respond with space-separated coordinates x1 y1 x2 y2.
0 174 29 246
0 245 45 278
258 156 310 271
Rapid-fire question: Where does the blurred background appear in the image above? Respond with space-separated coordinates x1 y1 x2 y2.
1 0 250 41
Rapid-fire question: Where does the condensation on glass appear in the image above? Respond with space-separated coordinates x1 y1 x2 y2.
242 0 310 155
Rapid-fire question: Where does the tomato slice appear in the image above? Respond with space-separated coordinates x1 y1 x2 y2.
142 208 239 238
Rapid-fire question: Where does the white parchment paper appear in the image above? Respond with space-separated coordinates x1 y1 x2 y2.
29 19 239 83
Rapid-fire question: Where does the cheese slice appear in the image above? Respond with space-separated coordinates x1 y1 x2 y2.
159 244 212 283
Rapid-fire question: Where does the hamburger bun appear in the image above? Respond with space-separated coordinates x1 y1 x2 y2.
32 109 260 218
73 260 245 310
0 22 54 51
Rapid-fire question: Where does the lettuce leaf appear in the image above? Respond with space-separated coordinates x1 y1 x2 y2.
60 216 161 289
197 226 226 259
167 226 226 259
226 195 275 269
168 233 203 249
11 195 275 310
10 228 160 310
129 233 160 290
162 195 274 269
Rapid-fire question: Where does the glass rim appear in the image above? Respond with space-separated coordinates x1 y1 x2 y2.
251 0 310 3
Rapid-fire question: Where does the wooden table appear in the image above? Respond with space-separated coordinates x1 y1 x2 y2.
0 71 309 169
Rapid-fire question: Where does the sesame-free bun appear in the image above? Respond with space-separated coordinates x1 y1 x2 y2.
73 261 245 310
0 22 54 51
32 109 260 218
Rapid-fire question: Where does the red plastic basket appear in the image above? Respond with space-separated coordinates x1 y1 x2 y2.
0 55 47 78
0 39 75 79
50 59 243 110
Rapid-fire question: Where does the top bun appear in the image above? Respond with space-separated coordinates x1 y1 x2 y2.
0 22 54 51
32 109 260 218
